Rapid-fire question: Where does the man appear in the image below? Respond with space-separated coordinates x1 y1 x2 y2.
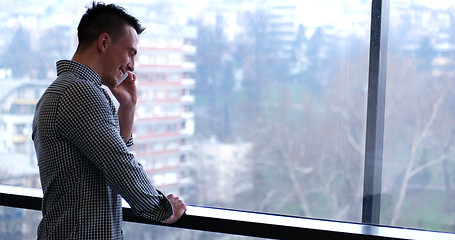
32 2 186 239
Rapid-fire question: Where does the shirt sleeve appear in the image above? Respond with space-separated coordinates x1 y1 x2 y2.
124 133 134 147
55 81 173 222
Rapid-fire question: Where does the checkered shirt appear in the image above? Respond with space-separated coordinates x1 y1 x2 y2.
32 60 173 239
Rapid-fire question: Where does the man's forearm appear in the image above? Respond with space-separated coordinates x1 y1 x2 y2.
118 104 135 143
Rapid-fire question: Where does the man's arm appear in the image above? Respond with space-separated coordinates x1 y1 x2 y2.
110 72 137 143
109 72 187 223
109 72 186 223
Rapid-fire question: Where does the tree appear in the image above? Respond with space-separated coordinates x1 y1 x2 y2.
1 25 72 80
377 7 455 230
381 55 455 228
237 39 370 221
415 36 436 72
1 27 32 78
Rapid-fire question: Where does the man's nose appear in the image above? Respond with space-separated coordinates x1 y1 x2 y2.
127 61 134 72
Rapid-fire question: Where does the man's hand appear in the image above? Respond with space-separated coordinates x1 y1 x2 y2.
110 72 137 106
162 194 187 224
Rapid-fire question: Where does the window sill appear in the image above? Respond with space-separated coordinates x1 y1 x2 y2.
0 184 453 240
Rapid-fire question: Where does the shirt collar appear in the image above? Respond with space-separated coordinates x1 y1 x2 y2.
56 60 102 86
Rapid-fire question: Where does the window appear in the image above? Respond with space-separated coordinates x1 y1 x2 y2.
167 122 179 133
155 90 167 100
154 142 164 152
166 140 179 150
156 38 167 48
169 72 181 81
168 53 182 65
153 158 164 169
381 1 455 232
1 0 454 239
168 90 181 99
155 123 165 134
169 38 182 48
167 155 179 166
164 172 178 185
166 105 180 116
152 105 164 117
156 55 167 65
153 174 164 186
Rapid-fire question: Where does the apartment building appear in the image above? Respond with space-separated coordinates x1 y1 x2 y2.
0 79 48 187
133 23 197 201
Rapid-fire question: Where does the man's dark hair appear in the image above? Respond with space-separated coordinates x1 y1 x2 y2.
77 2 145 50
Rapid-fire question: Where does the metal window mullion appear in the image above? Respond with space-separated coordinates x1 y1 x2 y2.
362 0 390 225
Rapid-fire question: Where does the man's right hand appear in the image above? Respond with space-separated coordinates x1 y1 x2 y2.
162 194 187 224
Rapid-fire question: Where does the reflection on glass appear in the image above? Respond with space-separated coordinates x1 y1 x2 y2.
382 0 455 233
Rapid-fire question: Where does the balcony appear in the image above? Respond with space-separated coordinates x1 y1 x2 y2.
182 78 195 87
181 95 195 103
182 62 196 72
12 134 28 143
182 45 196 55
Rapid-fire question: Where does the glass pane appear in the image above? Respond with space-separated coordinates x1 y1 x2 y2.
0 0 370 232
0 206 41 239
382 1 455 232
161 0 370 223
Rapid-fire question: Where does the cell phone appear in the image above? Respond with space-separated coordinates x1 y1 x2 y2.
118 72 128 85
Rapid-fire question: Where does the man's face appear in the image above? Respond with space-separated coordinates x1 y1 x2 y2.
101 25 138 88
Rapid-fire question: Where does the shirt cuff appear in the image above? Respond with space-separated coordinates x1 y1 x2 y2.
124 134 134 147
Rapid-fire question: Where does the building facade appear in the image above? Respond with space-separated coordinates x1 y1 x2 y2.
134 23 197 201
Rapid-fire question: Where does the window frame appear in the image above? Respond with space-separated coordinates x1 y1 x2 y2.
362 0 389 225
0 184 454 239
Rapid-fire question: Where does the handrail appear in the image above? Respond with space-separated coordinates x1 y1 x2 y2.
1 184 455 239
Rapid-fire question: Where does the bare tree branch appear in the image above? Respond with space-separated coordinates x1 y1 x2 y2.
390 94 445 225
410 155 447 177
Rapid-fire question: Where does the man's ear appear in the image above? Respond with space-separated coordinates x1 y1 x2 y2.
97 33 111 53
